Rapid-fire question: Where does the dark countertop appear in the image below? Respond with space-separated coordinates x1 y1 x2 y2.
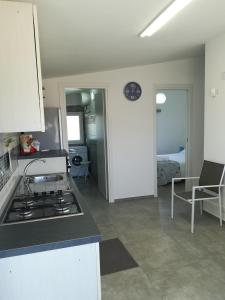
18 149 68 160
0 176 101 258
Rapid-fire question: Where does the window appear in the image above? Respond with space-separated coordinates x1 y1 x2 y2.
66 112 84 144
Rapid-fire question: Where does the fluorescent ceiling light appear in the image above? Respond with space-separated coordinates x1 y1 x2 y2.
156 93 167 104
140 0 192 38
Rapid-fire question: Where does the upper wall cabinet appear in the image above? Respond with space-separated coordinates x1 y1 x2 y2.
0 1 45 132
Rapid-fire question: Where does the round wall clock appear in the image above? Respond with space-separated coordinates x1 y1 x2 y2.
124 82 142 101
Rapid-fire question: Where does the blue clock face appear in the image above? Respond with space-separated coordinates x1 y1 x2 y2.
124 82 142 101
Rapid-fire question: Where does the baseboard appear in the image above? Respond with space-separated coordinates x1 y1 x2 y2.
114 194 154 202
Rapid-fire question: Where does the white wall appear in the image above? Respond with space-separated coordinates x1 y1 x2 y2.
204 33 225 161
204 32 225 218
43 57 204 201
156 90 187 155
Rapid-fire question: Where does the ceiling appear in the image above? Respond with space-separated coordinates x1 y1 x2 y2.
9 0 225 78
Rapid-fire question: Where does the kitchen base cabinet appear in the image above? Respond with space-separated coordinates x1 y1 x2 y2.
18 157 67 175
0 243 101 300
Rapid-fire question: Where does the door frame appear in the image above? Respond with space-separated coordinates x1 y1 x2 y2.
58 82 112 203
153 84 193 197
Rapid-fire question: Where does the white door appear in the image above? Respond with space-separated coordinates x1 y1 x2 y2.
95 90 108 200
155 89 190 189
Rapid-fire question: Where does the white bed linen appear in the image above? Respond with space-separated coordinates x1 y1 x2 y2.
157 150 186 176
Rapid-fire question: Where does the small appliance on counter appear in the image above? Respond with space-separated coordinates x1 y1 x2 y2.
19 133 40 155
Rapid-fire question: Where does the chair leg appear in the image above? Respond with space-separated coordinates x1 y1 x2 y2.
200 200 203 216
191 200 195 233
171 181 174 219
218 194 222 227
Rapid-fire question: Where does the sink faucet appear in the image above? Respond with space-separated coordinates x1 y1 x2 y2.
23 158 46 193
0 167 4 187
0 167 4 177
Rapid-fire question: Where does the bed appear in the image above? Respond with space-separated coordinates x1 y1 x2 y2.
157 150 186 186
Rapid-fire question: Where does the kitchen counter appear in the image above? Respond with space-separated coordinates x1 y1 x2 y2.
18 149 68 160
0 176 101 258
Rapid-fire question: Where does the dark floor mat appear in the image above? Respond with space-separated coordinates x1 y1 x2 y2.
100 238 138 276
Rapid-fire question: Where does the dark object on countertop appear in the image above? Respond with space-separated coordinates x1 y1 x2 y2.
100 238 138 276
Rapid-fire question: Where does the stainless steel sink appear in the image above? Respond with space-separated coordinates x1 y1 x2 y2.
27 174 64 184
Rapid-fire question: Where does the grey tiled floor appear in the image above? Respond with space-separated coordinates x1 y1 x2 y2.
75 178 225 300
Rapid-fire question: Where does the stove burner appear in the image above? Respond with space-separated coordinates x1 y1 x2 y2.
19 209 33 218
54 204 71 213
23 199 35 206
57 196 65 203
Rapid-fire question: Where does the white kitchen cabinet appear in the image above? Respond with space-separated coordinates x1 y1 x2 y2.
18 157 67 175
0 1 45 132
0 242 101 300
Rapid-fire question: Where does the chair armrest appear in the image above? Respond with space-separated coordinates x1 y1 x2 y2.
193 184 225 190
172 177 200 182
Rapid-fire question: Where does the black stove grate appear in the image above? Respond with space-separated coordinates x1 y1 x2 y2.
3 190 83 224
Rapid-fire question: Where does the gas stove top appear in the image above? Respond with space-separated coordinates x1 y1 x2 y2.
3 190 83 224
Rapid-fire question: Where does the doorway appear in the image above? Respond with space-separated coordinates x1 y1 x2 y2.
154 87 191 196
64 88 109 201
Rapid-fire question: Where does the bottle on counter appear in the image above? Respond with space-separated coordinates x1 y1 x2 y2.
32 140 40 152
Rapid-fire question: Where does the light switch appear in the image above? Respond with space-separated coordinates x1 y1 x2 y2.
210 88 218 98
210 88 216 97
222 72 225 80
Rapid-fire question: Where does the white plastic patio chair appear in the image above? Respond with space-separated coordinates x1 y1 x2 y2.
171 160 225 233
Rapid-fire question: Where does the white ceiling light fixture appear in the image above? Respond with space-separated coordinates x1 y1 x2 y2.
156 93 167 104
140 0 193 38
